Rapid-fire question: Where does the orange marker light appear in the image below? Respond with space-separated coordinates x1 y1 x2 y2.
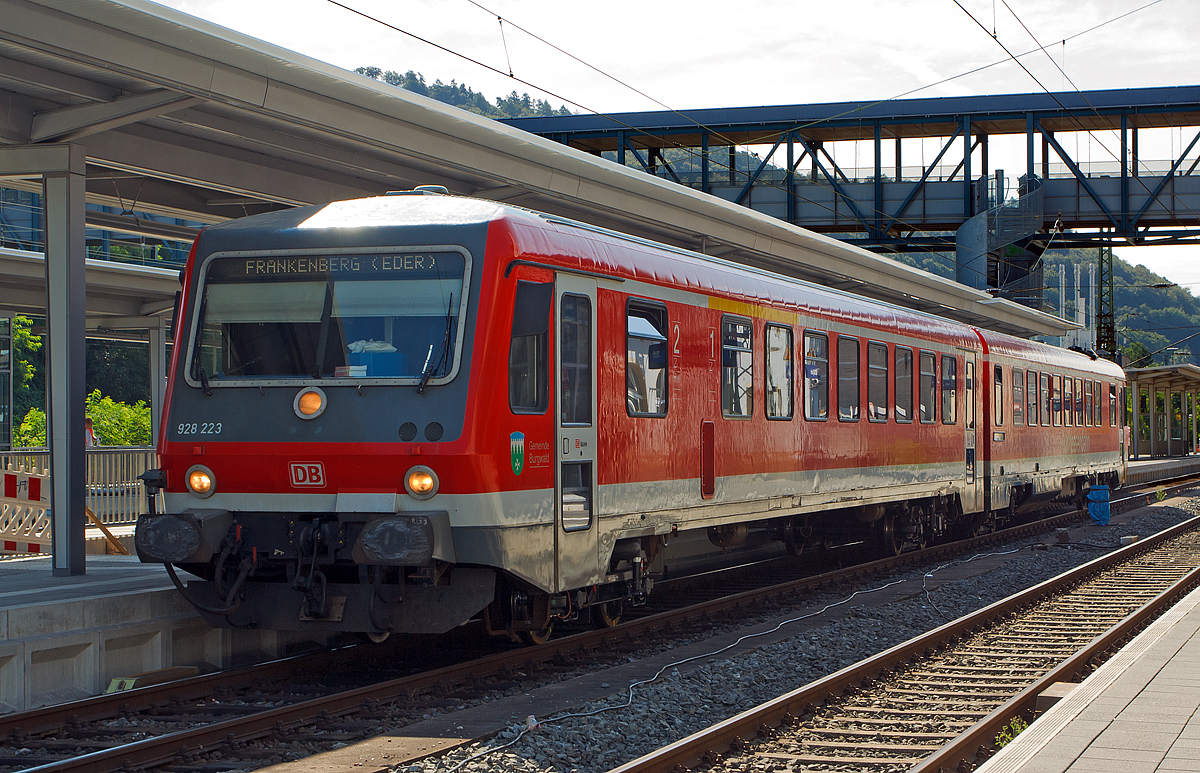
297 391 323 415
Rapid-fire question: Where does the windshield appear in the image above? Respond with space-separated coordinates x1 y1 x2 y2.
188 249 469 384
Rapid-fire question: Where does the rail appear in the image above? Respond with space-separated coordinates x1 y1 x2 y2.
0 447 157 525
610 501 1200 773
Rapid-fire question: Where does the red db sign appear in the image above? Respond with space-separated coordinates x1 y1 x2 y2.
289 462 326 487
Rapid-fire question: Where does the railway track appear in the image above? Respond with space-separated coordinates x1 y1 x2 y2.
610 512 1200 773
3 476 1196 773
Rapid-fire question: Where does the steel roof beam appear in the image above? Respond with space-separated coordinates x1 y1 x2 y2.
30 89 201 143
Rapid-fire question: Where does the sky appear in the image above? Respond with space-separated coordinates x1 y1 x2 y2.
157 0 1200 295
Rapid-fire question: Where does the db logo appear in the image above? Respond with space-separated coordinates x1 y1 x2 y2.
289 462 326 487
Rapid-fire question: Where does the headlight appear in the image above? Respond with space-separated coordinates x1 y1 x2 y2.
405 465 439 500
294 387 326 420
186 464 216 498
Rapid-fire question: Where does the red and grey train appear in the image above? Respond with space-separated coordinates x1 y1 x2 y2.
135 191 1127 640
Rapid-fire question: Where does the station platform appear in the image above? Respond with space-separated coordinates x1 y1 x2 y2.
977 579 1200 773
1126 456 1200 486
0 553 335 714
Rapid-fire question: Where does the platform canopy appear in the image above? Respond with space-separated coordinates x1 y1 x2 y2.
1125 364 1200 459
0 0 1077 340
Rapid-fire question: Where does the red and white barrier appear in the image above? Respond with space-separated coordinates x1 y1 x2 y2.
1 470 51 554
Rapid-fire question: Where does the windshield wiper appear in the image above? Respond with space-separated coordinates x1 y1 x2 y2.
416 294 454 395
189 293 213 396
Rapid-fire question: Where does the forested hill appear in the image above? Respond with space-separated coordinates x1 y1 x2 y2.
891 249 1200 366
355 66 572 119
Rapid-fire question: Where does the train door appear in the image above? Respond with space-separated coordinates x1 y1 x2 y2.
554 273 600 592
961 350 981 513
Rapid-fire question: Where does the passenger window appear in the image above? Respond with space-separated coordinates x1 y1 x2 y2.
919 351 936 423
1084 380 1093 427
867 342 888 422
1013 367 1024 426
804 332 829 420
1110 383 1117 426
1095 380 1103 426
508 281 552 413
1063 378 1073 427
626 302 669 417
993 364 1003 426
1027 370 1038 426
942 355 957 425
1075 378 1084 426
721 317 753 418
838 336 860 422
560 294 591 425
765 325 793 420
894 347 913 423
1052 375 1062 426
1040 373 1051 426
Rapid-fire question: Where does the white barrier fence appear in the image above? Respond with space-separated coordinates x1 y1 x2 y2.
0 468 51 554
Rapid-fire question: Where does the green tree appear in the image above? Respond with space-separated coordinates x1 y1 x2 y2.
12 315 44 421
86 340 150 405
1123 340 1153 368
86 389 152 446
14 406 45 448
13 390 150 448
355 66 573 119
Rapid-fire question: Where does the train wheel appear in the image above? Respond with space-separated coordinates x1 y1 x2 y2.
591 599 624 629
517 591 553 645
358 631 390 644
878 513 902 557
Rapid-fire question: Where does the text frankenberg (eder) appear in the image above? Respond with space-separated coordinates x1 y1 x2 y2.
237 253 445 277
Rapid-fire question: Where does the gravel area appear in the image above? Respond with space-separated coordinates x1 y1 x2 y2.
395 500 1200 773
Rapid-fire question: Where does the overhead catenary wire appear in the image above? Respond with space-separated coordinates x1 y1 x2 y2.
331 0 1178 286
963 0 1200 232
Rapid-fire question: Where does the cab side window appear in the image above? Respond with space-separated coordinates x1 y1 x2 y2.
508 280 551 414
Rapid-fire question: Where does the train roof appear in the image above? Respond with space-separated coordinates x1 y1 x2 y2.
974 327 1125 379
194 193 1122 376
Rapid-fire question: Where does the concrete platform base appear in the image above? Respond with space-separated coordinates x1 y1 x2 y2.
0 555 336 713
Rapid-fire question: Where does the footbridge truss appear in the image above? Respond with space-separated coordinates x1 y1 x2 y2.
505 86 1200 256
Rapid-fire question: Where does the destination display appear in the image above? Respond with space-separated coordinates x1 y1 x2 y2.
206 251 465 282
